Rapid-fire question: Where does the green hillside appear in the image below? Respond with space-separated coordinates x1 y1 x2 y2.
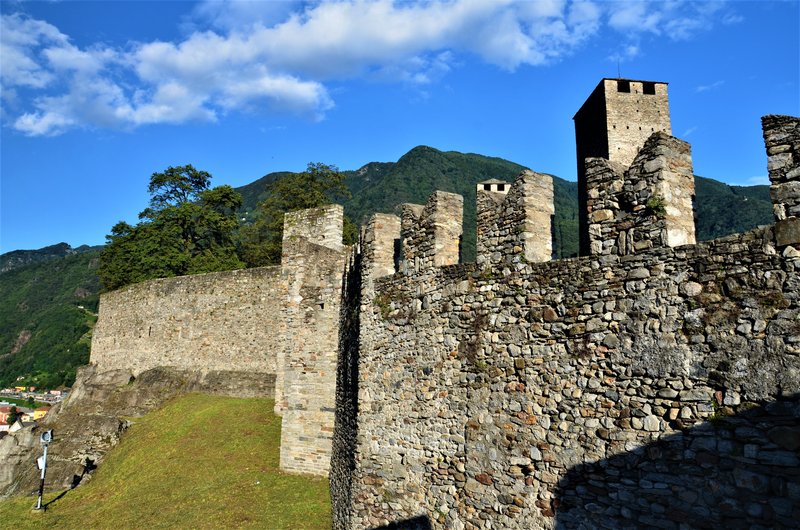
0 243 99 274
0 394 331 529
0 248 101 388
694 176 773 240
237 146 772 260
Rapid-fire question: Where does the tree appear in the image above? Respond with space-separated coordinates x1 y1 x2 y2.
146 165 211 212
6 406 19 425
240 163 357 267
99 165 245 291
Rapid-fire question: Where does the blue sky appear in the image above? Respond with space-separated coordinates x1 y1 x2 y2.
1 0 798 252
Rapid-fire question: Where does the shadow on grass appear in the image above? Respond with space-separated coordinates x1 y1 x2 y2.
41 457 97 510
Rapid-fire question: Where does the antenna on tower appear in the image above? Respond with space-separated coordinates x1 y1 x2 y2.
617 59 621 79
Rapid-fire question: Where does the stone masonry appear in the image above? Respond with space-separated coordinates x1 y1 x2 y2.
585 132 695 256
91 266 283 376
90 204 348 477
278 205 348 475
764 115 800 247
84 77 800 529
574 78 672 255
477 170 555 267
330 116 800 530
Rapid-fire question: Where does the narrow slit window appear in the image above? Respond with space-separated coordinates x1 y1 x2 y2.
617 80 631 93
642 82 656 95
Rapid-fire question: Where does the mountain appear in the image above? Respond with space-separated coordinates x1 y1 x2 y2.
0 146 773 388
342 146 571 260
236 145 772 260
0 247 102 388
693 176 773 240
0 242 101 274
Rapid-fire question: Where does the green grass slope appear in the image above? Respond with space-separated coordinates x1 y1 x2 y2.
0 394 330 529
0 249 102 389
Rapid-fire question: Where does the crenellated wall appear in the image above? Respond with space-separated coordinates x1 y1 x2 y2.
476 170 554 268
574 78 673 256
400 191 463 273
331 117 800 530
586 132 695 256
87 106 800 525
764 115 800 248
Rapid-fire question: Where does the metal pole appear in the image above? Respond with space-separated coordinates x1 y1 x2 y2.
36 443 48 510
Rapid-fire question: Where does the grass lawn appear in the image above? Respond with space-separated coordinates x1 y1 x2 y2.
0 394 331 529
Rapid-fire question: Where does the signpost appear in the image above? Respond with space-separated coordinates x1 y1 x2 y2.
35 429 53 511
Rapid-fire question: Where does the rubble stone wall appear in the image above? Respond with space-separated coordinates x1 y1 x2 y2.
586 132 695 256
332 118 800 530
400 191 463 273
476 170 554 267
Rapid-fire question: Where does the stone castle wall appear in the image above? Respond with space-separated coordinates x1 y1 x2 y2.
331 117 800 530
86 111 800 524
574 78 672 257
278 205 348 475
91 266 283 376
90 205 348 477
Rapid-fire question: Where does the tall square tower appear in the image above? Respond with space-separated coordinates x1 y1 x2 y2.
573 78 671 255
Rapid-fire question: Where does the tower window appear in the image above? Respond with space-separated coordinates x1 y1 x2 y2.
617 80 631 93
643 82 656 95
483 184 491 191
497 184 505 192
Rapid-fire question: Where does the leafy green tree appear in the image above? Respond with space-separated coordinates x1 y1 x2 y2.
99 165 244 291
240 163 357 266
6 406 19 425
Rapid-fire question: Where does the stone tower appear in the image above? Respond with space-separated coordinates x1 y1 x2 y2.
574 78 672 255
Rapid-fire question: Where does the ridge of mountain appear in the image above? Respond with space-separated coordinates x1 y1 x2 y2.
0 145 773 387
235 145 772 260
0 243 102 274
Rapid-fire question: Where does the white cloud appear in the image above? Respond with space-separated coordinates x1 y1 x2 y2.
0 1 739 136
745 175 769 186
608 43 640 64
607 0 740 41
0 14 67 89
682 126 698 137
696 80 725 93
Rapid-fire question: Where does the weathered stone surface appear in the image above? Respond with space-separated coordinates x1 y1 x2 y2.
89 204 349 478
476 170 555 268
775 217 800 247
331 113 800 530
